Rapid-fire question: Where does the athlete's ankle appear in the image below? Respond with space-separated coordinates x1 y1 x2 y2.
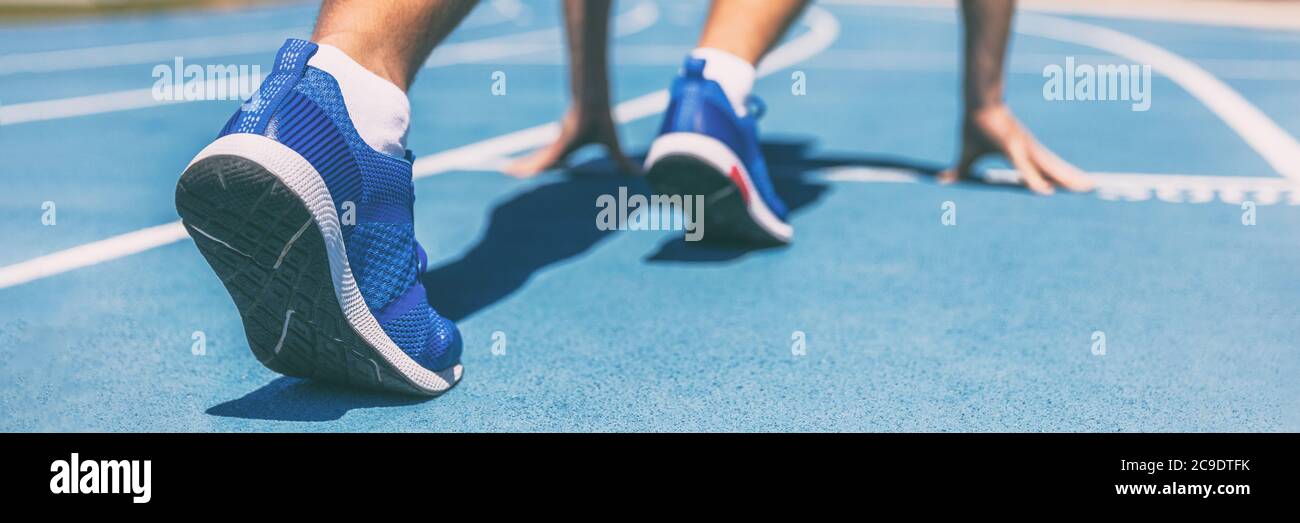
689 47 756 117
304 42 411 159
310 34 411 88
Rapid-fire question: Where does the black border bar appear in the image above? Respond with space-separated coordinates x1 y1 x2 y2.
4 433 1294 509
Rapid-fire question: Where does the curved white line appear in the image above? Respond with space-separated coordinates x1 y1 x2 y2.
0 5 841 290
758 6 841 76
1015 14 1300 181
820 3 1300 181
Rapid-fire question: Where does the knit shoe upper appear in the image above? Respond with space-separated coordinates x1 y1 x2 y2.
220 39 460 372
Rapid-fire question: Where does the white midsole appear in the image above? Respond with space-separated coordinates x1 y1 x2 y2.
645 132 794 242
185 133 461 393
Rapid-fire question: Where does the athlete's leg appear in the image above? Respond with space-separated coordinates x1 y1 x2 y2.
692 0 807 115
311 0 477 91
696 0 806 64
644 0 810 244
175 1 480 396
509 0 808 178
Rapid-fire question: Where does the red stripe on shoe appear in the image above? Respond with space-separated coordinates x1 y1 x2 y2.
728 165 750 203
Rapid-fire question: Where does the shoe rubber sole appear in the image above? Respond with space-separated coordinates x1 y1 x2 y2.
175 134 460 396
644 132 792 245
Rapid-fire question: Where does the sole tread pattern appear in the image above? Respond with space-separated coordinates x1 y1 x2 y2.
176 155 430 396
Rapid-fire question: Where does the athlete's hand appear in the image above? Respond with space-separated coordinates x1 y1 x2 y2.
504 105 635 178
939 104 1093 195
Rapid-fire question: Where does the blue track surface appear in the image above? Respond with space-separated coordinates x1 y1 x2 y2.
1 1 1298 431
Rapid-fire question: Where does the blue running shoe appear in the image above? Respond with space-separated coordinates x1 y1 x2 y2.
644 57 792 244
175 39 461 396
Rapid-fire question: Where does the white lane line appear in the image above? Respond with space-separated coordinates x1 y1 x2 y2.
758 7 841 76
0 0 658 127
424 0 659 67
0 1 519 76
0 221 191 290
0 6 839 291
1013 14 1300 181
821 166 1300 205
0 28 309 76
1 85 188 125
411 91 671 179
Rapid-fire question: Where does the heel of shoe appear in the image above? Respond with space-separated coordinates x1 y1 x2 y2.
645 133 793 245
176 154 326 377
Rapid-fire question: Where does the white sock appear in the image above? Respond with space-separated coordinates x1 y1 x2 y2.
307 43 410 159
689 47 756 117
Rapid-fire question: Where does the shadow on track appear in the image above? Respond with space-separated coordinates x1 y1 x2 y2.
206 376 428 422
206 137 944 421
419 159 632 323
644 138 943 263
